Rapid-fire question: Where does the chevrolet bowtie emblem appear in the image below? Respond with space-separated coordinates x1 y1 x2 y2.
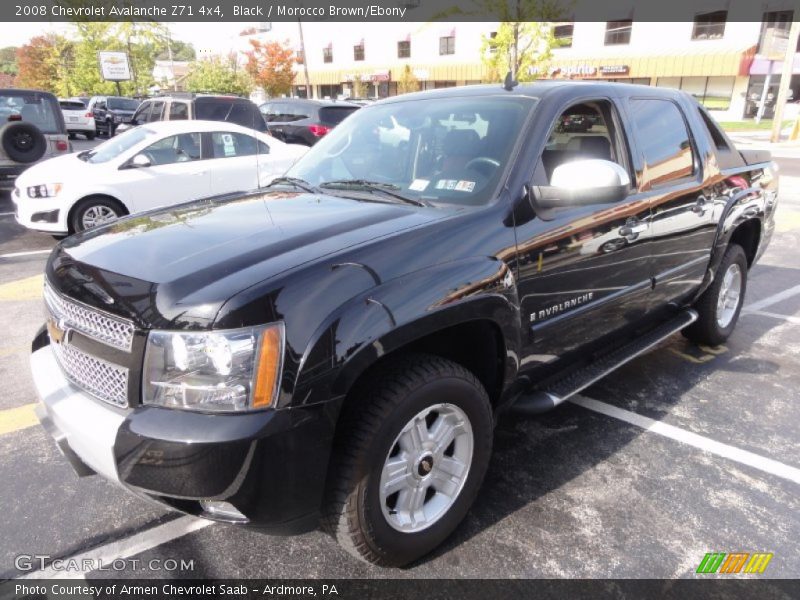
47 317 72 346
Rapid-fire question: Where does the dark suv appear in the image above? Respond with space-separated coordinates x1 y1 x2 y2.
32 82 777 568
118 94 268 135
260 98 360 145
87 96 141 137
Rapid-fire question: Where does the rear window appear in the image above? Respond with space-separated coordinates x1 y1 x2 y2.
319 106 359 125
107 97 140 111
0 91 63 134
59 101 86 111
194 98 267 132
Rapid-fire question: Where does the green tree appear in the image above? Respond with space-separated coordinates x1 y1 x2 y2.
481 22 554 83
0 47 18 77
397 65 420 94
155 39 195 62
66 22 120 95
186 56 252 96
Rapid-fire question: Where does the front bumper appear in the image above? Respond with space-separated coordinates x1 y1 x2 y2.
12 189 70 233
31 341 334 533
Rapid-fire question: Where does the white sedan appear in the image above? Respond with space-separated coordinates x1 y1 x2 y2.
12 120 307 234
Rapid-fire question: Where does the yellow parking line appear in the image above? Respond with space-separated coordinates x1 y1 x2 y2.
0 403 39 436
0 274 44 302
0 345 27 358
776 209 800 233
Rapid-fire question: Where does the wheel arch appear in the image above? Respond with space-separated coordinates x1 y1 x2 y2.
67 193 129 233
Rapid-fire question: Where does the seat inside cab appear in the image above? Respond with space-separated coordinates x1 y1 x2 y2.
541 102 621 181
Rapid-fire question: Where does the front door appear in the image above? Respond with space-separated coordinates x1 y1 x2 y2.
515 98 653 369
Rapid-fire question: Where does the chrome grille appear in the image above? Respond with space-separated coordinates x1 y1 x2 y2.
51 341 129 407
44 282 134 352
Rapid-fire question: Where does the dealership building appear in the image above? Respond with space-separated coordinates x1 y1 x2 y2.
218 6 800 121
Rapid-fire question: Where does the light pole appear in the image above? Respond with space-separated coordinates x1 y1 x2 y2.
297 20 311 98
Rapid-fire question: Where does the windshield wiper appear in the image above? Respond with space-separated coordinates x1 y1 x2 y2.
266 177 318 194
319 179 430 207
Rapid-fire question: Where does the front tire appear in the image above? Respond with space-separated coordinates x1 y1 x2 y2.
322 354 493 567
70 196 125 233
684 243 748 346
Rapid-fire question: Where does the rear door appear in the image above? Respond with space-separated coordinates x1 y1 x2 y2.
623 96 716 307
205 131 265 195
515 96 653 367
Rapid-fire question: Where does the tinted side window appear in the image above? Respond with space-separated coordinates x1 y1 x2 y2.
148 101 165 122
629 99 694 186
142 133 201 165
132 102 151 123
169 102 189 120
211 132 269 158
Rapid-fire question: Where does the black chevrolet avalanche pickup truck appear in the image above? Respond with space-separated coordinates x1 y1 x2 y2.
32 82 777 566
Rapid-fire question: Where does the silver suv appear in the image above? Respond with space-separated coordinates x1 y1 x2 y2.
0 89 70 190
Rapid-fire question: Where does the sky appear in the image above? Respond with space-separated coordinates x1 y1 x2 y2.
1 22 252 53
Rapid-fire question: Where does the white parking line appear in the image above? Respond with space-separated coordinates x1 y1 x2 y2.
19 516 212 579
570 396 800 485
743 310 800 325
0 249 51 259
745 283 800 312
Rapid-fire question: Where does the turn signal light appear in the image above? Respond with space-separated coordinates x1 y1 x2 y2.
85 112 93 118
252 325 283 408
308 124 331 137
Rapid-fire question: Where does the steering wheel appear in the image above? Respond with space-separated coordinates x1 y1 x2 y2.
464 157 500 177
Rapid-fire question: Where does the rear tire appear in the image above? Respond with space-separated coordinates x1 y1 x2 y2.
683 244 748 346
85 131 96 141
70 196 126 233
322 354 493 567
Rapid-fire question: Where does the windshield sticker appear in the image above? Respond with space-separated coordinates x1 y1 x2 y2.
455 180 476 192
409 179 429 191
435 179 455 190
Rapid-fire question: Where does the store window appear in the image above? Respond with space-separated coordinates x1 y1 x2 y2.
656 76 735 111
759 11 800 53
434 81 457 88
605 20 632 45
554 23 574 48
354 43 365 61
629 99 695 186
439 36 456 55
692 11 727 40
397 40 410 59
323 46 333 63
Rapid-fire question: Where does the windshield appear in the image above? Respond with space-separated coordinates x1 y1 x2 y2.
107 97 140 111
84 127 156 164
287 95 536 206
0 91 61 133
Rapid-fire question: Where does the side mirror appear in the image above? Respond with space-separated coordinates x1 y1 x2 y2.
130 154 151 168
533 159 630 209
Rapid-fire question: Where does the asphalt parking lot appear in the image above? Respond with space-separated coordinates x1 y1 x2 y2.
0 141 798 580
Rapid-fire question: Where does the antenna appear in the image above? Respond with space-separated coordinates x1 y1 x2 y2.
503 71 519 91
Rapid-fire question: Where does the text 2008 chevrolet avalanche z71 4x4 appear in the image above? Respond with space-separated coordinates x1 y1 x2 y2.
32 82 777 566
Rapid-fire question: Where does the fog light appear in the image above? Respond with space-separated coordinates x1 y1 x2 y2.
200 500 247 521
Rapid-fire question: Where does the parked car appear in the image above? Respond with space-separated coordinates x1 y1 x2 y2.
12 119 306 234
31 82 776 567
87 96 140 137
116 94 268 136
59 98 96 140
260 98 360 145
0 89 70 190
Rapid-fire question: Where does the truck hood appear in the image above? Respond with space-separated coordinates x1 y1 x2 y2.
50 190 445 327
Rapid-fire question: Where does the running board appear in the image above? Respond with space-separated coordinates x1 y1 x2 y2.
512 309 698 415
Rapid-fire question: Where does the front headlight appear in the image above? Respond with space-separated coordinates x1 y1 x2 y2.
142 323 284 413
27 183 62 198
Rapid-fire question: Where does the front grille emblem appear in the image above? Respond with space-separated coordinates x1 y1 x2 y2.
47 317 72 346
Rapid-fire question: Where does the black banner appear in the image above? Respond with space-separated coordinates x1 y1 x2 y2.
2 0 799 23
3 579 800 600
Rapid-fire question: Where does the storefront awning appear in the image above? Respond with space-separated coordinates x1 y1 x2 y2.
750 54 800 76
545 43 757 79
